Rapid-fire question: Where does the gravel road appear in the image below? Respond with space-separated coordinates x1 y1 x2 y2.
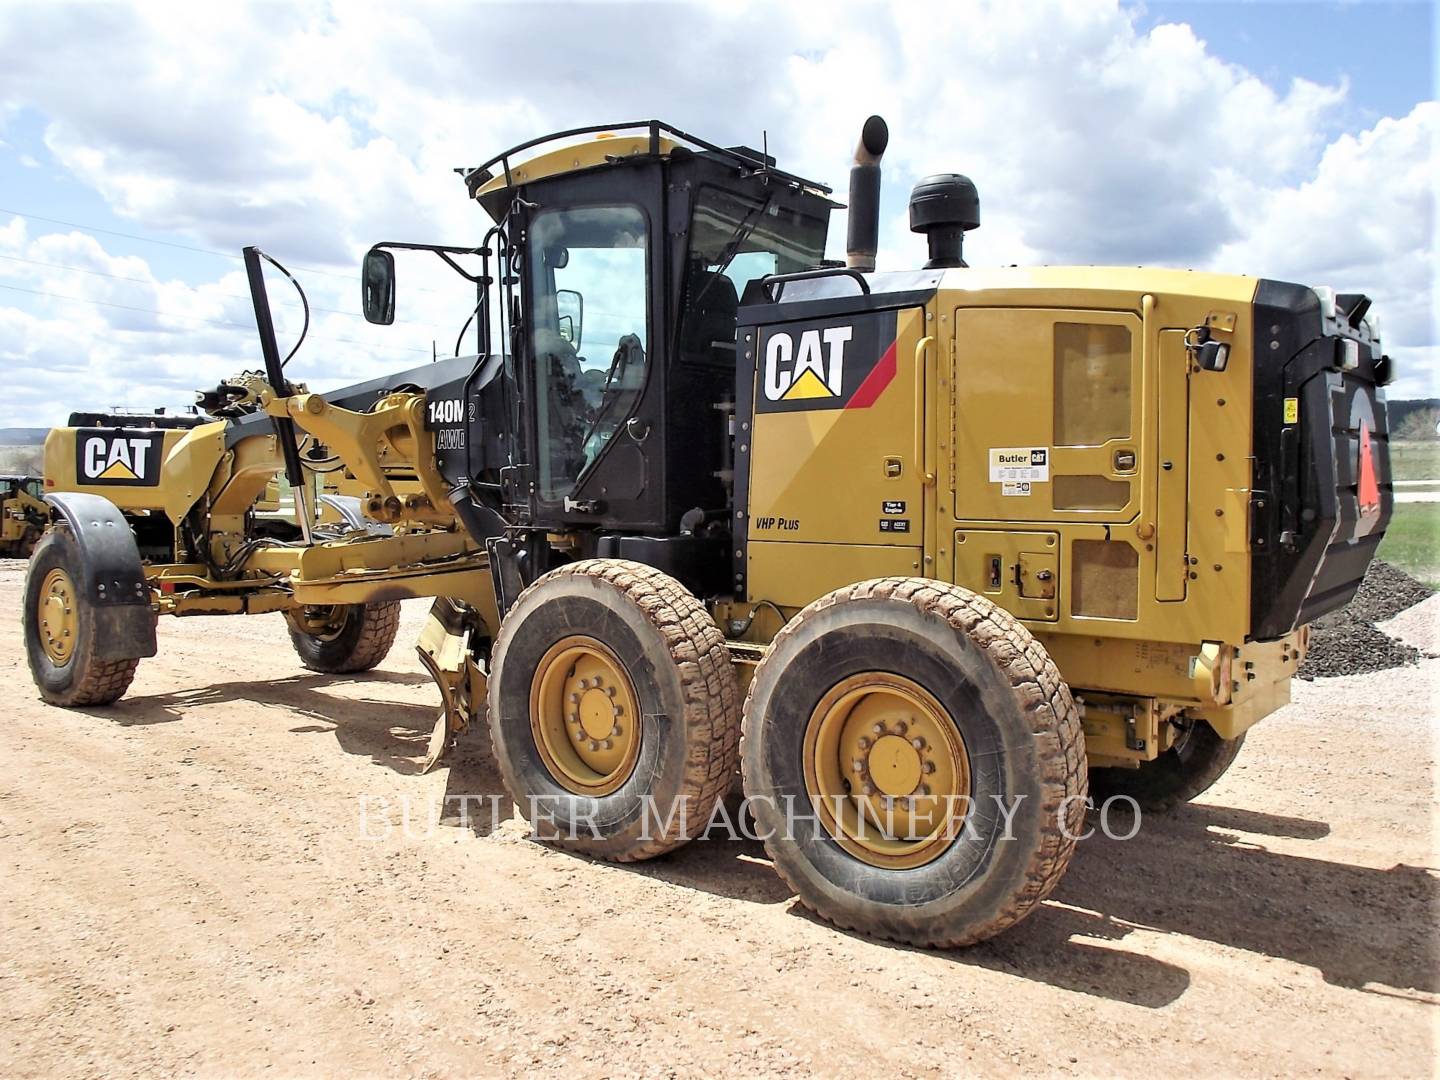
1 562 1435 1077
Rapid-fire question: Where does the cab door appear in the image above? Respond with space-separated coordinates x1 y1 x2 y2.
518 165 666 531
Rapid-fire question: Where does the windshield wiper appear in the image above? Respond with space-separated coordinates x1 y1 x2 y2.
693 194 774 309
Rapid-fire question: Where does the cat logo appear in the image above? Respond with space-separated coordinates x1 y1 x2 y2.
763 326 853 402
77 430 163 487
753 310 901 415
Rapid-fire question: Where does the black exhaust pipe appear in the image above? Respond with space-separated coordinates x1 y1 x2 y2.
845 115 889 273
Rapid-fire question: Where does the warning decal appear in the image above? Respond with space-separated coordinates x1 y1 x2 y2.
988 447 1049 484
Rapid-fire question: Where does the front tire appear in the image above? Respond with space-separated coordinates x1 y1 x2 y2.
1089 720 1244 812
286 601 401 674
487 559 740 862
24 528 142 706
742 578 1086 948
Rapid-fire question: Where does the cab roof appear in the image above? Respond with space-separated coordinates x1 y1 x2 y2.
459 120 832 222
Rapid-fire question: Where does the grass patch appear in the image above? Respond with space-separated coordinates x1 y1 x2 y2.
1389 439 1440 482
1379 502 1440 589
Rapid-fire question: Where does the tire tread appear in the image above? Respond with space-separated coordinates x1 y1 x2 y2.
741 576 1087 948
290 600 401 674
489 559 740 862
24 528 142 707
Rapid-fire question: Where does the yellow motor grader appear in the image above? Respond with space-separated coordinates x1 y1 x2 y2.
1 474 46 557
25 117 1393 947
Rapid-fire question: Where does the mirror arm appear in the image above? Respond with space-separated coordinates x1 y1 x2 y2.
370 241 488 285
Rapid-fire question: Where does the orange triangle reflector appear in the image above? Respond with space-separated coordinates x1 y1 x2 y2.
1358 422 1380 514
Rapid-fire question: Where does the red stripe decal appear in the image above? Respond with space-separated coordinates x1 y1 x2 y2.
846 339 897 409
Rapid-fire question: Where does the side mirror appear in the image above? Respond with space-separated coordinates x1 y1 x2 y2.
361 248 396 325
557 288 583 349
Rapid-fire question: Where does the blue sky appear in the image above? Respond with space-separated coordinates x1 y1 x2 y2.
0 0 1435 426
1144 1 1433 122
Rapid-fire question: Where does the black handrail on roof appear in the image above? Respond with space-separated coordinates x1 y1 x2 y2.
457 120 832 196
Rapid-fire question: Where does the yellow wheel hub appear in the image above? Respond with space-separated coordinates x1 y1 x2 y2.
37 567 78 665
290 605 348 641
803 673 972 870
530 636 641 796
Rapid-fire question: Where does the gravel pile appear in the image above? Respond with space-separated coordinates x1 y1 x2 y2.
1298 560 1432 679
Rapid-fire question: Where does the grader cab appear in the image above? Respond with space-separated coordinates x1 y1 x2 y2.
25 118 1393 948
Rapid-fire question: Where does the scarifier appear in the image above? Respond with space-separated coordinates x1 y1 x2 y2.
25 118 1394 947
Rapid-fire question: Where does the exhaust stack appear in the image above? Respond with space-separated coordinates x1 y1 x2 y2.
845 115 889 272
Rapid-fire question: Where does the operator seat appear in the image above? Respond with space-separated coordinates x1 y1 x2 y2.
680 266 740 365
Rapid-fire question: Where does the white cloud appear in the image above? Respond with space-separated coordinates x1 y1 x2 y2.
1212 102 1438 397
0 0 1434 427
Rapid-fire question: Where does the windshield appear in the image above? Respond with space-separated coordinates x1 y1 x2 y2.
679 186 828 366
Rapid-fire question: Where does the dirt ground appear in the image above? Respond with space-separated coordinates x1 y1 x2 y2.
1 562 1436 1078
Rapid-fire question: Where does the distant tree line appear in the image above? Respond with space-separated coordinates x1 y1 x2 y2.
1390 399 1440 440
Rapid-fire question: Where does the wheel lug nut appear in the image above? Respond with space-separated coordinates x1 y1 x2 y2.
919 784 931 797
894 720 908 735
569 692 580 704
602 740 613 750
911 737 925 750
606 686 616 697
613 705 624 717
858 736 871 750
611 724 622 737
588 740 600 751
851 759 864 773
861 784 875 796
924 762 936 774
567 712 579 724
872 724 884 735
573 730 585 742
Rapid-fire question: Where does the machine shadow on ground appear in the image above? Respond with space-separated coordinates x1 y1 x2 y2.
602 797 1438 1006
97 673 1438 1005
105 670 439 773
1049 803 1439 997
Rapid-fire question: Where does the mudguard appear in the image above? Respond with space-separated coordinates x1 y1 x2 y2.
43 492 157 661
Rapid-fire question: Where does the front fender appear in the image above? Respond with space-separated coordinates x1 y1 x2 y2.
43 492 157 660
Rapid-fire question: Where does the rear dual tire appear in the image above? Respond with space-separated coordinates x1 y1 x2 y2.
485 565 1085 948
742 578 1087 948
1089 720 1245 812
486 559 740 862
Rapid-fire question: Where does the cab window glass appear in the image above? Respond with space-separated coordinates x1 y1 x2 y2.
679 187 827 366
528 205 649 499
